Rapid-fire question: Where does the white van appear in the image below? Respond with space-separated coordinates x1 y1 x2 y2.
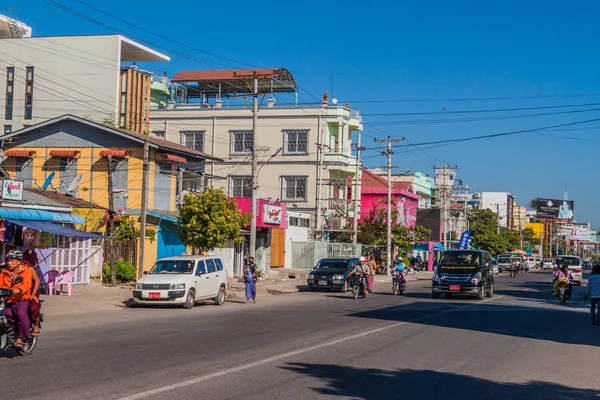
133 256 229 309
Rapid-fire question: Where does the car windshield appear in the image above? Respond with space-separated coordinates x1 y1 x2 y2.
498 257 511 263
148 260 195 274
544 258 553 263
556 257 579 266
438 251 481 273
315 260 347 270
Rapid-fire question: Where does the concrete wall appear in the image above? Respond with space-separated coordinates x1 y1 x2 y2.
0 35 121 131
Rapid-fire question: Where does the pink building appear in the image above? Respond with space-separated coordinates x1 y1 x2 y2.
359 169 420 227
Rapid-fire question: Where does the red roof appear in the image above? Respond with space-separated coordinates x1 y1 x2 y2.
49 150 80 158
99 150 128 157
5 150 34 157
361 169 388 189
393 181 412 191
162 154 187 164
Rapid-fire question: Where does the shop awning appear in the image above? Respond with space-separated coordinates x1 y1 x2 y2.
99 150 128 157
6 219 106 239
49 150 80 158
5 150 35 157
147 210 178 223
162 153 187 164
0 208 84 224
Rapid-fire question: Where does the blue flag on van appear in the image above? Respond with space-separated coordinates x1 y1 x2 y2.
458 230 472 250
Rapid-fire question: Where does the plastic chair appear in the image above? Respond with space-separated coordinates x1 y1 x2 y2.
55 270 75 296
42 270 60 296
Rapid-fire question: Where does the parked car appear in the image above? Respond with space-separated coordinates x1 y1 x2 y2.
542 258 554 269
307 258 360 292
554 255 582 285
535 257 542 268
497 255 513 273
133 256 228 309
526 257 536 269
432 249 494 300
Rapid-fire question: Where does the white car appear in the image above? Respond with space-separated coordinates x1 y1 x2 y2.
554 255 582 285
542 258 554 270
133 256 229 308
526 257 536 269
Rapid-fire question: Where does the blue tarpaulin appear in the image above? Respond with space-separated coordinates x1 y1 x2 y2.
6 219 106 239
0 208 84 224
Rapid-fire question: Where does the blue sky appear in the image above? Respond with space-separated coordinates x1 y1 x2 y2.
5 0 600 228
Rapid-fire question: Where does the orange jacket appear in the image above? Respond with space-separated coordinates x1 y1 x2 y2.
0 263 33 302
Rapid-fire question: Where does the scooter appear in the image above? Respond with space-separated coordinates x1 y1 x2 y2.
0 281 39 356
392 270 406 296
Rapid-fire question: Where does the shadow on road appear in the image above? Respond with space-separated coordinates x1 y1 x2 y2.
281 363 600 400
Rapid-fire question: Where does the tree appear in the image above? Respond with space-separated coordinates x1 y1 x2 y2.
521 227 540 246
357 208 386 245
469 208 515 255
178 188 251 254
386 225 431 256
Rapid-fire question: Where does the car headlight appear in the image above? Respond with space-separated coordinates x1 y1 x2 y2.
432 271 441 283
471 272 482 285
170 283 186 290
135 283 143 290
332 274 344 280
308 274 315 280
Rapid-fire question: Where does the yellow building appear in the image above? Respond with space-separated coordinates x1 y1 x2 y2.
1 114 220 271
526 222 544 239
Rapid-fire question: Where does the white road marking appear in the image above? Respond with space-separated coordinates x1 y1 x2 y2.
118 295 505 400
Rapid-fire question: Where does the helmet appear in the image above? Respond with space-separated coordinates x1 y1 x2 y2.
6 249 23 261
359 256 367 262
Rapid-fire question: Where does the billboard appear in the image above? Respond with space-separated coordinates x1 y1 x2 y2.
536 198 574 221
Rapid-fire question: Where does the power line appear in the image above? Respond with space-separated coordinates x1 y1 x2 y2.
345 93 600 104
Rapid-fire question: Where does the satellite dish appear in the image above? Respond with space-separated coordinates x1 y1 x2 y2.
332 98 338 105
67 174 84 193
41 172 56 191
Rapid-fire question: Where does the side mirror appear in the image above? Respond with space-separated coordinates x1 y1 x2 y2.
143 271 148 275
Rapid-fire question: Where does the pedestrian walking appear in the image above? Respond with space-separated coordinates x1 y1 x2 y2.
367 255 376 292
584 264 600 325
244 257 257 304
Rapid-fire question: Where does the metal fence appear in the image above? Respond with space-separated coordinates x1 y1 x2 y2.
290 242 363 269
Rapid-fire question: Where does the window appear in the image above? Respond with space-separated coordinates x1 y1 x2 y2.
289 216 310 228
284 130 309 154
5 67 14 121
229 175 252 198
205 259 216 273
24 67 34 120
215 258 224 271
196 261 207 276
151 130 165 139
15 157 32 186
3 125 11 134
59 158 78 194
154 162 172 211
282 176 307 201
181 131 205 152
230 130 252 154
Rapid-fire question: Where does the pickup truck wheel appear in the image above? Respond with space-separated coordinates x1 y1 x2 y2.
214 286 226 306
183 289 196 309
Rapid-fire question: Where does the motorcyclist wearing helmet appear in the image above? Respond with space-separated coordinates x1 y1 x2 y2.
0 250 33 347
348 256 371 296
553 262 572 296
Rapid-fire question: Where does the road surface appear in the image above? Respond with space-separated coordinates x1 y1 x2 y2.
3 270 599 399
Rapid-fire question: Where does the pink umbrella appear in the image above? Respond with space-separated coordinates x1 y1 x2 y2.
512 250 526 255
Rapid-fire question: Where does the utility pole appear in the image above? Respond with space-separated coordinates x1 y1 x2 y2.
138 139 149 279
250 74 259 261
518 207 523 250
496 203 501 235
374 136 404 275
352 132 364 244
464 184 469 230
107 154 116 286
434 165 457 249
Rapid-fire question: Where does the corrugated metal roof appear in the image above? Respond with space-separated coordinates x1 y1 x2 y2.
25 188 104 209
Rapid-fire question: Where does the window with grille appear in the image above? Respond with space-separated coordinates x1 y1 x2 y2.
282 176 308 201
24 67 34 120
180 131 204 151
3 125 11 134
229 175 252 198
284 130 309 154
230 131 252 154
5 67 14 121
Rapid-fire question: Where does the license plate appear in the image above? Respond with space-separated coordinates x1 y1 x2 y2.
449 285 460 291
149 292 161 299
318 280 328 286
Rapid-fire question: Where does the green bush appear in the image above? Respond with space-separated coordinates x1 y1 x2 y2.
102 260 137 283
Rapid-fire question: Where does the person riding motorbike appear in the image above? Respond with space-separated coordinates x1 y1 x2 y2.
0 250 33 348
348 256 370 296
392 260 407 289
553 262 572 296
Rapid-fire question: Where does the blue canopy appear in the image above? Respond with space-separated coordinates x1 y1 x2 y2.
0 208 84 224
6 219 106 239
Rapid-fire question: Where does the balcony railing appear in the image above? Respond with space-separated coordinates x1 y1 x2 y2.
349 108 362 122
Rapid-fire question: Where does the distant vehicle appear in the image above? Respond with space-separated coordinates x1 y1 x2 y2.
534 257 542 268
493 263 499 274
554 255 582 286
307 258 360 292
583 259 592 268
497 255 513 273
542 258 554 270
526 257 536 269
432 250 494 300
133 256 228 309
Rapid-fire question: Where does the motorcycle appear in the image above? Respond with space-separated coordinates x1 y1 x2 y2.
351 274 367 299
392 270 406 296
556 280 572 304
0 283 39 356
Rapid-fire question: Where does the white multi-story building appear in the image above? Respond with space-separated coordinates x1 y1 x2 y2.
150 68 363 235
472 191 516 229
0 15 169 134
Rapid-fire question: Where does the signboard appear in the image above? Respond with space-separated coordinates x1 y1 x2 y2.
1 179 23 201
263 204 283 225
536 198 574 221
570 228 591 242
525 246 532 256
458 230 472 250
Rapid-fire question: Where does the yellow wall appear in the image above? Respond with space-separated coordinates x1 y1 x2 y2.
526 222 544 239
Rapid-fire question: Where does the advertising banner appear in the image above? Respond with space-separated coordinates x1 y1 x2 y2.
536 198 574 221
1 180 23 201
458 230 472 250
263 204 283 225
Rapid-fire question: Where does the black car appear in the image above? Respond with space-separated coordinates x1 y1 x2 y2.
432 250 494 300
307 258 360 292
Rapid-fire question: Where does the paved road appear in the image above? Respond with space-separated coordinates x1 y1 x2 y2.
3 271 599 399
